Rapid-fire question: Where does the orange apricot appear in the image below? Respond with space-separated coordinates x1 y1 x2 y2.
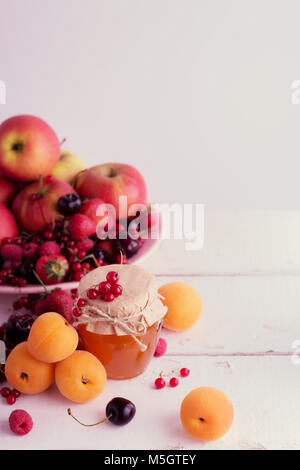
27 312 78 363
158 282 202 331
55 350 107 403
180 387 234 441
5 342 55 394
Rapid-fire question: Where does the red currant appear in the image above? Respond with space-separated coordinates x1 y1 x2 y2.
18 278 27 288
67 240 75 247
72 262 82 272
155 378 166 389
7 394 16 405
0 387 11 398
180 367 190 377
106 271 119 284
104 293 115 302
169 377 179 388
87 288 98 300
11 389 21 398
43 230 53 240
73 271 84 282
77 250 86 260
81 262 90 270
111 284 123 297
98 281 111 294
72 308 81 318
61 235 68 243
77 298 87 308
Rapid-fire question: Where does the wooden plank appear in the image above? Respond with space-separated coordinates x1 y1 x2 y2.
142 211 300 275
158 275 300 355
0 355 298 450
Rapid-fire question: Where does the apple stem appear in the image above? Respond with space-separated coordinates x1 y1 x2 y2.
60 137 66 146
33 270 49 294
67 408 112 427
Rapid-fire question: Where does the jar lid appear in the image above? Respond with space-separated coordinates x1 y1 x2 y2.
75 264 167 351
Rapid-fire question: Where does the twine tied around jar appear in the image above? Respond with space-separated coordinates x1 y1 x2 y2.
77 305 148 352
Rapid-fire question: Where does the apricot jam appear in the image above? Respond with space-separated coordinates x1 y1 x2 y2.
78 321 161 380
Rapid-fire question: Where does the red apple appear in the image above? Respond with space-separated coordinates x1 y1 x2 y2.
12 177 77 233
80 198 109 225
0 115 60 182
0 202 18 243
0 174 16 205
75 163 147 218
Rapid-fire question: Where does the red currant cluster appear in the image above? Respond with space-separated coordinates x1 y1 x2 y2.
154 368 190 390
1 386 21 405
73 271 123 317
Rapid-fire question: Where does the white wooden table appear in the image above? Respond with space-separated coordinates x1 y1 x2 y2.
0 210 299 450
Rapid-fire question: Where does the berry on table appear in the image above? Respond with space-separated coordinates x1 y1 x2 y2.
155 377 166 389
12 389 21 398
154 338 167 357
180 367 190 377
1 387 11 398
68 397 136 427
169 377 179 388
9 410 33 435
5 314 35 344
7 394 16 405
35 289 74 323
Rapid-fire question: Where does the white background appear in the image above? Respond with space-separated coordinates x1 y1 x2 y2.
1 0 300 209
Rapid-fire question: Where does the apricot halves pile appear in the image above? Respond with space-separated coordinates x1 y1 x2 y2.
5 312 107 403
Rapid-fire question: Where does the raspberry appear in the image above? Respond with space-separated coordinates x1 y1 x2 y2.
9 410 33 435
39 241 60 257
154 338 167 357
23 242 39 260
0 244 23 261
76 239 94 252
67 214 96 241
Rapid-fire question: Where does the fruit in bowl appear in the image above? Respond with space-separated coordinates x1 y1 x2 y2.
12 177 77 233
75 163 147 218
0 115 60 182
52 150 86 184
0 174 16 205
0 203 18 244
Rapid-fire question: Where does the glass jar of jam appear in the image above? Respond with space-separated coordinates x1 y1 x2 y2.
78 321 162 379
75 264 167 380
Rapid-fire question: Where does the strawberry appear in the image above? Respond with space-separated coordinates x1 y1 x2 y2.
35 289 73 323
67 214 96 240
35 254 69 285
39 241 60 257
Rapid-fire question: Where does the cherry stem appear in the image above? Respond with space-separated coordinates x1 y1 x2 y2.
118 249 124 264
67 408 112 427
81 254 100 268
33 270 49 294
